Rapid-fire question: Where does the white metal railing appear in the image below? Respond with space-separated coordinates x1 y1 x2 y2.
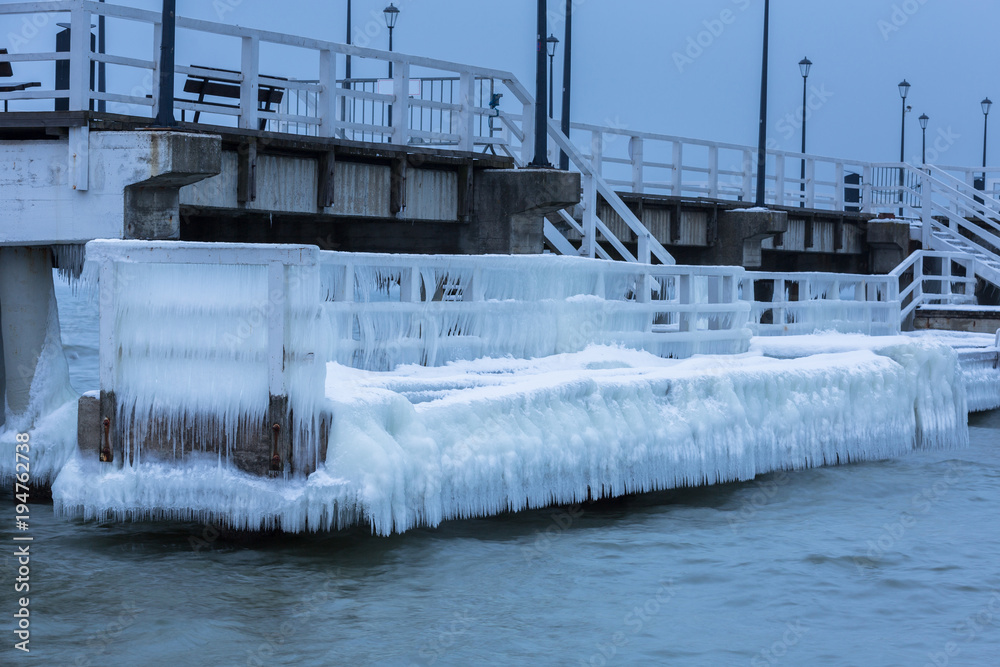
568 122 1000 216
0 1 533 158
318 251 749 368
743 250 979 336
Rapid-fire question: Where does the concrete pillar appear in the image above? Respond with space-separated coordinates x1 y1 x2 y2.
0 304 5 428
0 247 74 427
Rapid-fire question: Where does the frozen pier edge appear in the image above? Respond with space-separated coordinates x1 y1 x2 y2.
26 240 992 535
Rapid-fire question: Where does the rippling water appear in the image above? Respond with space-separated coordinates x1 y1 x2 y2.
2 278 999 666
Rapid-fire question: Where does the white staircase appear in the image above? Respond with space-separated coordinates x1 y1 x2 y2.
912 164 1000 291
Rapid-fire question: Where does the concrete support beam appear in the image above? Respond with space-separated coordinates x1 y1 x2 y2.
0 247 72 426
470 169 581 254
714 209 789 268
867 220 911 274
124 132 222 240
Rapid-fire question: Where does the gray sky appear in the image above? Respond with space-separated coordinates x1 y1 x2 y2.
4 0 999 167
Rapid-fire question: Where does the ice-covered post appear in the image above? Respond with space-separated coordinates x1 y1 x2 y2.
267 261 290 475
392 61 412 146
318 49 340 138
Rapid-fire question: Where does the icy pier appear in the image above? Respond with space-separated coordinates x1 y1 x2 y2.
17 241 979 534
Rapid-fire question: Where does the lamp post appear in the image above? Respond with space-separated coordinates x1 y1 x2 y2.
383 3 399 138
154 0 177 127
798 56 811 208
559 0 572 170
982 97 992 191
918 113 928 164
546 33 559 119
529 0 550 167
383 3 399 78
898 79 910 216
754 0 770 207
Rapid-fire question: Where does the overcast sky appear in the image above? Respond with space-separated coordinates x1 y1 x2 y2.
4 0 999 167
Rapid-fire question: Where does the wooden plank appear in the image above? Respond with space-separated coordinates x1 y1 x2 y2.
317 149 336 209
237 139 257 204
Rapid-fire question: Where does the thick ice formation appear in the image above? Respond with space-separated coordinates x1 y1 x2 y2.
54 341 968 535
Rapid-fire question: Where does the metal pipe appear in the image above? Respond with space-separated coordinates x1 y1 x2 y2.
98 0 106 113
345 0 351 80
154 0 176 127
548 52 554 118
529 0 549 167
559 0 572 170
899 95 906 215
755 0 769 207
799 69 807 208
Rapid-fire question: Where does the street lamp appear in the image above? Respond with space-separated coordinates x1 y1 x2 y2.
982 97 992 190
546 33 559 119
383 3 399 78
898 79 910 215
798 56 811 208
918 113 929 164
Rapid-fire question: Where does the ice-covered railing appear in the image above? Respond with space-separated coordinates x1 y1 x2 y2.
742 270 900 336
84 240 325 476
743 250 979 336
319 251 750 369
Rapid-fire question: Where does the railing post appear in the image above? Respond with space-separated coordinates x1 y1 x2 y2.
678 273 693 333
862 164 873 214
400 266 421 302
591 130 603 177
629 136 644 194
456 70 475 152
805 159 815 208
921 172 933 249
742 149 753 201
774 154 785 206
69 8 93 112
521 98 535 167
393 61 412 146
672 143 684 196
582 173 597 258
318 49 339 138
151 18 162 117
708 146 719 198
774 277 785 326
833 161 845 210
240 36 260 131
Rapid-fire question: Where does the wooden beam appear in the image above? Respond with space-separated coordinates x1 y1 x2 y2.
317 149 336 209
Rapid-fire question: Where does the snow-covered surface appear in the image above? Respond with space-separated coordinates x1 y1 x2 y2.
916 304 1000 312
54 340 968 535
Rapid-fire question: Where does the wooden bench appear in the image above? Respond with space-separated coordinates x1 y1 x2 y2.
181 66 285 130
0 49 41 112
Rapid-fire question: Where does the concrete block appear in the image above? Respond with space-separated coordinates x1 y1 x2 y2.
471 168 581 254
77 392 100 458
715 209 788 268
867 220 911 274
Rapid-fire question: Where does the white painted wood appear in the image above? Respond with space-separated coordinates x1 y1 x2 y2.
240 36 260 131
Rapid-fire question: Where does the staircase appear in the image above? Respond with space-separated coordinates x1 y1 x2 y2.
910 164 1000 291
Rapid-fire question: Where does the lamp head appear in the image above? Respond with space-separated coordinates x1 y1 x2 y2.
799 57 812 78
383 3 399 29
898 79 911 100
546 33 559 57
